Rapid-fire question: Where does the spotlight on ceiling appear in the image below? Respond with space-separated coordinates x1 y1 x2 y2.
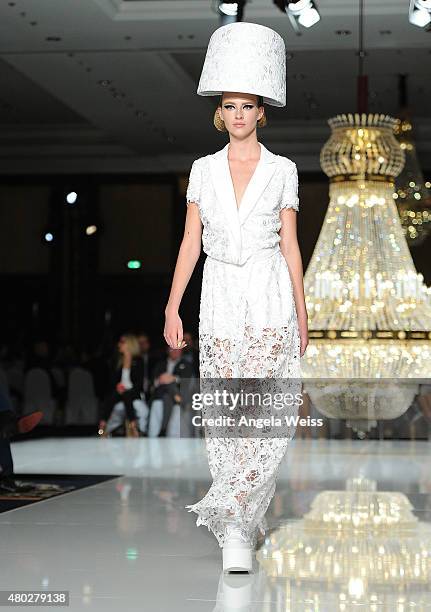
217 0 246 23
65 191 78 205
273 0 320 31
85 225 98 236
287 0 320 27
409 0 431 27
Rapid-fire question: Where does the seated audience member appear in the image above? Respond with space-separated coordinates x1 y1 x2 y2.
80 342 111 402
148 346 197 437
0 387 42 492
181 331 200 375
410 384 431 440
99 333 145 438
136 331 157 404
25 339 62 399
25 340 52 371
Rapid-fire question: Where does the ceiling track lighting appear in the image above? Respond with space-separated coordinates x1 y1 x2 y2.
409 0 431 27
273 0 320 32
216 0 246 23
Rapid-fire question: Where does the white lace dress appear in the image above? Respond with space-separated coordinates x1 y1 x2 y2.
184 141 301 547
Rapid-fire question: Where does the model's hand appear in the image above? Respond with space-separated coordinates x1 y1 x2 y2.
116 382 126 394
164 308 187 349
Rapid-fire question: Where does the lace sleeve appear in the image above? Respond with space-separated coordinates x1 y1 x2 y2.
280 158 299 212
186 159 201 207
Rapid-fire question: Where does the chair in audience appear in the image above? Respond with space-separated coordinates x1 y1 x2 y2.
64 367 99 425
23 368 56 425
6 366 24 398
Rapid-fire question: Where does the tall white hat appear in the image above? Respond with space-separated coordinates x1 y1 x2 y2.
197 22 286 107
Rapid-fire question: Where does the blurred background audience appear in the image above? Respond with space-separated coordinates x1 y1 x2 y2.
0 328 203 439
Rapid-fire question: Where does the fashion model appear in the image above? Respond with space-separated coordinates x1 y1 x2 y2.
164 22 308 573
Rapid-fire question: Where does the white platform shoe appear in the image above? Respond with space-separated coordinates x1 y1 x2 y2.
222 528 253 573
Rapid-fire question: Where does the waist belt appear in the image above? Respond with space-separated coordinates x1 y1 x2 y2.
207 245 281 267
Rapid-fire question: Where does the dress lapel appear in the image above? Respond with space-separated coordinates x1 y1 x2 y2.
209 142 278 248
237 142 277 226
209 143 241 248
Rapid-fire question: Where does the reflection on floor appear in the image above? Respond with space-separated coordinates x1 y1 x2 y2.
1 438 430 611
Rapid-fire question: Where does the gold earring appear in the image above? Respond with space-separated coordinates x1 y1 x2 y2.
213 109 227 132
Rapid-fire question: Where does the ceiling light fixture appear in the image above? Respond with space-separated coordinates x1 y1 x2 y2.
409 0 431 27
287 0 320 28
273 0 320 33
217 0 246 23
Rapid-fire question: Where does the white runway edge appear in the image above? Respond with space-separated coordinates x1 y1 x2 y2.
0 438 429 611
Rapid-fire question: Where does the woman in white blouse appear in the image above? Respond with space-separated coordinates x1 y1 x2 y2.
99 333 144 438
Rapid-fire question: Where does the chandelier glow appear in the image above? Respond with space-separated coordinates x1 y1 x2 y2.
301 114 431 409
257 478 431 605
394 118 431 246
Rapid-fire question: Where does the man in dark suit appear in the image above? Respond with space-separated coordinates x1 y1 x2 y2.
148 346 197 437
181 331 200 376
0 387 42 492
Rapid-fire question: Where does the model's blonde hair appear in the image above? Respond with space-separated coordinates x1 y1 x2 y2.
213 93 267 132
117 333 140 368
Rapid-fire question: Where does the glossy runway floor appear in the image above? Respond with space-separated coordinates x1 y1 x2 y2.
1 437 431 611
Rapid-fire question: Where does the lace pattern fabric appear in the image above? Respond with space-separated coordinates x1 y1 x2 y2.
187 436 295 548
185 153 299 266
185 145 301 548
281 157 299 212
186 324 300 548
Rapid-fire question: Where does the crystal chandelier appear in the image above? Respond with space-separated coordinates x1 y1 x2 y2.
257 478 431 607
306 378 417 436
394 118 431 246
301 113 431 432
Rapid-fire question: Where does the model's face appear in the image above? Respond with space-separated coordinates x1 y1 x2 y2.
218 92 263 137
